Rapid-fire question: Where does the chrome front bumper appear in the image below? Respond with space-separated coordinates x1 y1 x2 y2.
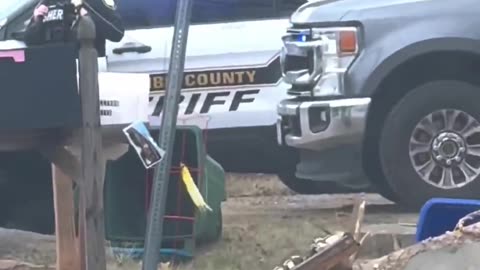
277 98 371 151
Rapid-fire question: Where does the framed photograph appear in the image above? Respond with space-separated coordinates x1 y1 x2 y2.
123 122 165 169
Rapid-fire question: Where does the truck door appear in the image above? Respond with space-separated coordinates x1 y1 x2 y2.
104 0 306 129
148 0 306 129
104 0 175 73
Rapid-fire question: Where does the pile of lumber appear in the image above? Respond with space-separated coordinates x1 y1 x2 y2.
272 198 480 270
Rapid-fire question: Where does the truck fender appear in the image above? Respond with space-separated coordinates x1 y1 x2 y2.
346 19 480 97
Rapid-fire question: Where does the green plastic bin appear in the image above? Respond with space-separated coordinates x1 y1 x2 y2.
104 126 225 257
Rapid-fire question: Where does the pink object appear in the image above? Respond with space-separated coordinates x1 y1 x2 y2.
34 5 49 18
0 50 25 63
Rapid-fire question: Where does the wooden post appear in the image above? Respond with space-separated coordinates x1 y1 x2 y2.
40 145 85 270
51 164 79 270
77 15 107 270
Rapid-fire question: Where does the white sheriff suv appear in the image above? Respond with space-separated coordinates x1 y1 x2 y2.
0 0 360 232
105 0 358 193
107 0 322 193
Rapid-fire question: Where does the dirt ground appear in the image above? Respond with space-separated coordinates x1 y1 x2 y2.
0 173 419 270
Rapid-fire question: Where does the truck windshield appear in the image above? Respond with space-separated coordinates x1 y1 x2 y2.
0 0 37 23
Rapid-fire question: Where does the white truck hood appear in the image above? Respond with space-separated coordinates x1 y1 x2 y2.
291 0 432 24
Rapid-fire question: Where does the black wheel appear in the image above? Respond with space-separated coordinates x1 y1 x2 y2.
380 80 480 209
275 145 367 194
277 170 326 194
363 147 399 202
276 169 350 194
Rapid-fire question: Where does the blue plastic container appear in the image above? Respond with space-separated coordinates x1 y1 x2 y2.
416 198 480 242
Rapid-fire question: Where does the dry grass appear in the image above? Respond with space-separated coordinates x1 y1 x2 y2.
185 216 340 270
106 212 351 270
104 174 321 270
1 174 367 270
225 173 295 198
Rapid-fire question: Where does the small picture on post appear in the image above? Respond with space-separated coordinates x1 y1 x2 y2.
123 122 165 169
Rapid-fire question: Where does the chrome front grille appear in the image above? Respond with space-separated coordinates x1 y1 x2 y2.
281 27 325 97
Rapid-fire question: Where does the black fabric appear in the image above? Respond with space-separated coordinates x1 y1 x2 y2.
24 0 124 57
42 1 76 43
0 44 81 130
82 0 124 42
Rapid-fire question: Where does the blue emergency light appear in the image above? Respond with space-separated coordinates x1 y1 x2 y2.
297 34 307 42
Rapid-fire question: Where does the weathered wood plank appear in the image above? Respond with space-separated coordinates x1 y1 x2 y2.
295 234 359 270
77 15 107 270
51 164 79 270
354 222 480 270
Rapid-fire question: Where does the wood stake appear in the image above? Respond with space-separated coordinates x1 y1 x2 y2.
52 164 79 270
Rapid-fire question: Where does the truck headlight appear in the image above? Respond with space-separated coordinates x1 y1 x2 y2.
311 27 358 55
310 27 359 97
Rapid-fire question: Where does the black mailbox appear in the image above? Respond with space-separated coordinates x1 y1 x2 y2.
0 43 81 131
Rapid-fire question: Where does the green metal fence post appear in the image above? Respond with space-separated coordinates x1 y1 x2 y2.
142 0 193 269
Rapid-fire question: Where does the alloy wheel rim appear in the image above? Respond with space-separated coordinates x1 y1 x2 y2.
409 109 480 189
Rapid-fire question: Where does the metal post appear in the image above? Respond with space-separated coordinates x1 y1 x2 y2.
142 0 193 269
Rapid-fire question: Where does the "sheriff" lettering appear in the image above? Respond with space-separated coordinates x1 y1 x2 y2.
44 9 64 22
150 70 257 91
